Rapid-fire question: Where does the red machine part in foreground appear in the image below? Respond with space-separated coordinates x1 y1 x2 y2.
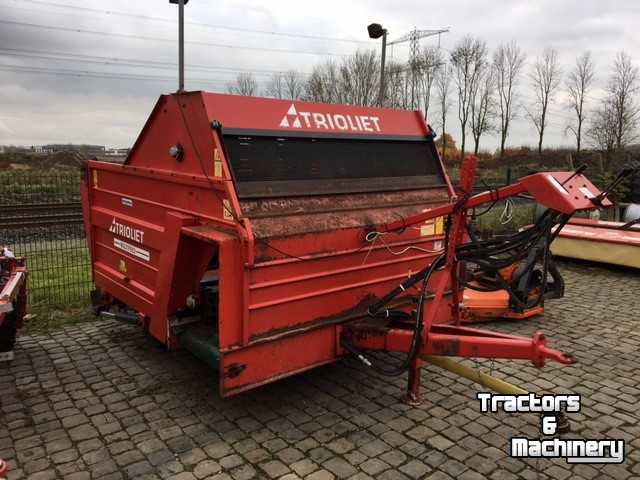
0 248 27 361
81 91 610 401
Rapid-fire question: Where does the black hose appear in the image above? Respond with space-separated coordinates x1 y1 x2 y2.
343 254 445 376
346 204 570 377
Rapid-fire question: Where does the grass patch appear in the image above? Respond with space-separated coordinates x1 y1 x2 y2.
0 169 81 204
24 305 95 335
12 237 94 333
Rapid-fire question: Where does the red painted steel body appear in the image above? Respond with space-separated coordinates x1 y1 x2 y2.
81 91 604 399
0 253 27 328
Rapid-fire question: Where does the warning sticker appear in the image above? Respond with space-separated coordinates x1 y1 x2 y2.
420 216 444 237
420 222 435 236
114 238 150 262
222 199 233 221
579 186 593 198
214 149 223 177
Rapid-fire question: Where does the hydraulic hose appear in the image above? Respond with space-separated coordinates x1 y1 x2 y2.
343 254 445 376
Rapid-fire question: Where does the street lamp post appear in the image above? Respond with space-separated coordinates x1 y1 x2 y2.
368 23 387 107
170 0 189 92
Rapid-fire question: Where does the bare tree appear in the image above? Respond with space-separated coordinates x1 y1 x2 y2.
337 50 380 106
384 61 412 109
304 51 379 106
434 63 453 157
450 36 488 159
587 102 617 155
304 61 340 103
418 46 443 121
470 66 496 155
283 70 305 100
527 48 562 154
610 51 639 149
265 72 285 99
227 72 258 96
493 41 526 157
268 71 304 100
566 52 596 156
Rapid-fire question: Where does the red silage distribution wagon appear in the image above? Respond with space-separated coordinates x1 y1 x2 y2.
83 91 607 401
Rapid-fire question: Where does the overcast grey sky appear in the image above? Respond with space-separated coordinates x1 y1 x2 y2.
0 0 638 150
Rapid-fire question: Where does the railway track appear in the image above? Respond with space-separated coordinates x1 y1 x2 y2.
0 202 83 229
3 202 82 216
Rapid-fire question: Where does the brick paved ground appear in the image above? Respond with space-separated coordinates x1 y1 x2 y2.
1 262 639 480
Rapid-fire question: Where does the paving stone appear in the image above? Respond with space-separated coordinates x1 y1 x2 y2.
275 447 305 464
398 460 430 479
243 448 270 464
90 458 118 477
379 450 407 467
291 458 318 477
427 435 455 451
193 459 222 479
114 449 145 467
229 464 257 480
359 458 389 476
305 470 335 480
166 474 196 480
68 424 99 442
203 442 232 459
124 460 154 477
322 457 357 479
376 470 410 480
180 448 207 466
51 448 79 464
139 438 167 455
26 470 57 480
148 448 175 467
358 440 390 458
5 265 639 480
219 454 243 470
260 459 290 478
65 472 91 480
45 437 73 454
22 457 51 475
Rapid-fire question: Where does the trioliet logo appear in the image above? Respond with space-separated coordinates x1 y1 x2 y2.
109 218 145 244
279 104 381 133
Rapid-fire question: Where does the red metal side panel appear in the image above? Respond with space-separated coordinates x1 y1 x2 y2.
201 92 430 138
85 160 239 344
217 226 453 396
219 284 454 398
247 242 447 340
220 326 338 397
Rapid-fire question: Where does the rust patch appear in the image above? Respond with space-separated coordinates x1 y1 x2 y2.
248 294 377 344
243 189 450 240
431 336 461 356
249 294 416 344
223 363 247 379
